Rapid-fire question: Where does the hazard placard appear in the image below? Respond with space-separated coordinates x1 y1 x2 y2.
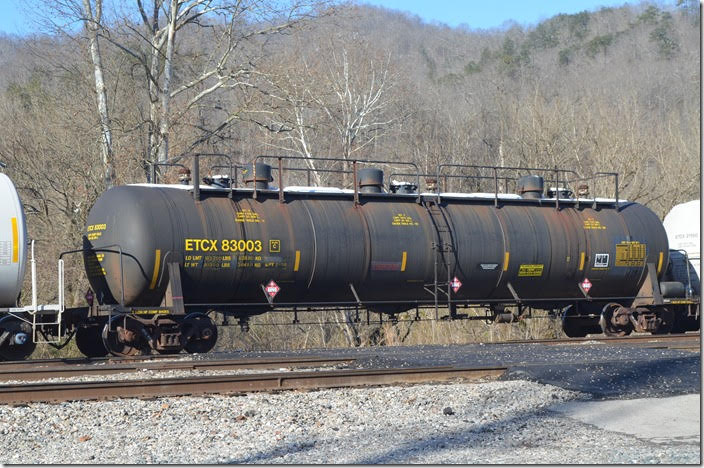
580 278 592 293
265 280 280 298
451 276 462 293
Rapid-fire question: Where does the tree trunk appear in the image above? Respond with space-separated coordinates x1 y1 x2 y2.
82 0 115 189
157 0 179 163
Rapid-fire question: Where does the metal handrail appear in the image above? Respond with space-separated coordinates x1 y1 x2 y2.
59 245 125 307
273 166 355 188
192 153 234 200
565 172 619 201
388 171 517 193
150 163 188 184
671 248 696 298
252 155 422 205
435 164 617 208
151 153 236 200
211 164 248 189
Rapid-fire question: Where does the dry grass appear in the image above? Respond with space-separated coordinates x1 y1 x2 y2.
26 308 567 359
213 308 567 353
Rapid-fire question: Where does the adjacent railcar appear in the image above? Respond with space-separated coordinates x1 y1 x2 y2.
0 173 27 307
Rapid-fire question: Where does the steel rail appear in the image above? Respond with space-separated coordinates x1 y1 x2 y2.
0 352 211 370
0 356 356 382
0 365 507 404
494 332 700 346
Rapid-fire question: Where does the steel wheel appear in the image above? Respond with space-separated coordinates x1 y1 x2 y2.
561 306 587 338
75 323 108 357
101 315 144 357
182 313 218 354
0 315 36 361
599 303 633 337
651 308 674 335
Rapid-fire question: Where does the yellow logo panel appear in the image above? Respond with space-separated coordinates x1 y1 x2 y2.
518 264 544 277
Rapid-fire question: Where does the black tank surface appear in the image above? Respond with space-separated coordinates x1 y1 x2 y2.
83 184 669 315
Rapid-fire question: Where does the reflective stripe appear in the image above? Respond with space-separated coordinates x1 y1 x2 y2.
579 251 585 271
401 251 407 272
149 249 161 290
503 252 510 271
294 250 301 272
11 217 18 263
657 251 664 274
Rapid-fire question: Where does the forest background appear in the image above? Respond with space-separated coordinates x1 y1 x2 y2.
0 0 699 352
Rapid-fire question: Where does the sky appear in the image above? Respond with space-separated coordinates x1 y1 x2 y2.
358 0 662 29
0 0 672 35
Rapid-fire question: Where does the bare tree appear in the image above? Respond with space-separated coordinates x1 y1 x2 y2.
31 0 331 181
317 46 397 169
28 0 117 189
82 0 116 188
252 32 400 188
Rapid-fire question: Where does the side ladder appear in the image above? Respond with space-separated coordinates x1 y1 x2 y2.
424 201 456 319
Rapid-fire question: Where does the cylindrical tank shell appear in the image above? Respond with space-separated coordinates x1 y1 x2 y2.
0 173 27 307
84 185 669 312
445 201 667 302
663 199 700 281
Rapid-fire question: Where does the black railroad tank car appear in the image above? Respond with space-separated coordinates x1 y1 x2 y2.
79 157 695 358
85 179 668 309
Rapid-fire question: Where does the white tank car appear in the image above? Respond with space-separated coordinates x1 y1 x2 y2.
0 173 27 307
663 199 700 294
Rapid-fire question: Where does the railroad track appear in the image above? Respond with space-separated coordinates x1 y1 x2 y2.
0 356 356 382
1 332 697 381
496 332 700 349
0 365 506 404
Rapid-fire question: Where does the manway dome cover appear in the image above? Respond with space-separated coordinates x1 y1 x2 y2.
0 173 27 307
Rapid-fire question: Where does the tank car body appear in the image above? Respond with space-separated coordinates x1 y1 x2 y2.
81 158 686 353
663 200 700 293
660 200 701 332
85 184 669 310
0 172 37 360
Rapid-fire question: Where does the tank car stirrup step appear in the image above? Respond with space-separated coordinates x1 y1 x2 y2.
161 262 185 315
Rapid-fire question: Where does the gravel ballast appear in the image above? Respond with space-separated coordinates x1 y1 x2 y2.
0 380 699 464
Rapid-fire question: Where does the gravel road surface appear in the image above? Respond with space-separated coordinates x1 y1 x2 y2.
0 341 699 464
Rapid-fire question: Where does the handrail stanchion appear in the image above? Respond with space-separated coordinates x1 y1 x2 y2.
554 167 559 210
615 173 619 207
58 259 64 314
278 157 284 203
435 163 441 204
353 161 359 206
253 158 258 200
192 154 200 202
31 241 37 313
594 172 619 209
493 167 499 208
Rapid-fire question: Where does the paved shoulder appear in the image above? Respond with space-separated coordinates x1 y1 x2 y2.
551 394 701 444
